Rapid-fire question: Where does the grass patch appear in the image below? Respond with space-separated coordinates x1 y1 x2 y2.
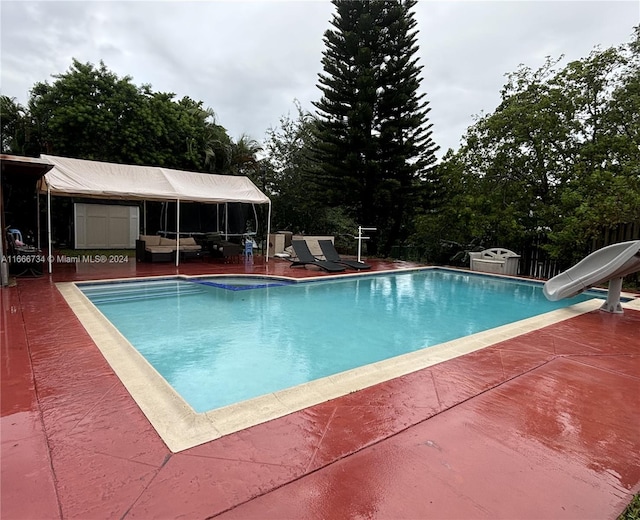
56 249 135 258
619 493 640 520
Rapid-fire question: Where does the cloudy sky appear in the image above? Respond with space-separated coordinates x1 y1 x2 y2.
1 1 638 159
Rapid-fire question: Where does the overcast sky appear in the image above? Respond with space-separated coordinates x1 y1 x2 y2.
1 1 638 159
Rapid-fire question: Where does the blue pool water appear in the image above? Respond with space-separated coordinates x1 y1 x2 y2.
79 270 600 413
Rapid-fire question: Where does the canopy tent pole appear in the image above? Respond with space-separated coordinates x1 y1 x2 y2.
265 201 272 262
143 200 147 235
47 185 52 274
175 199 180 267
0 179 7 286
216 204 220 233
251 204 258 232
164 202 168 234
36 188 41 249
224 203 228 240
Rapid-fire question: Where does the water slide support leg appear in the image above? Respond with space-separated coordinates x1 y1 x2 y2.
600 277 624 314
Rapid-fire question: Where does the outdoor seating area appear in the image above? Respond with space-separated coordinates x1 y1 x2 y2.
318 239 371 270
135 234 202 262
289 239 346 272
286 238 372 272
202 233 244 263
469 247 521 276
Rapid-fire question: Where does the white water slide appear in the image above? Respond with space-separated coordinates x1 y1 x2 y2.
543 240 640 313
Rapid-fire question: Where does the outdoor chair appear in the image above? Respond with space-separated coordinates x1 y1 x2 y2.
289 240 346 272
5 229 44 276
318 240 371 270
201 233 243 263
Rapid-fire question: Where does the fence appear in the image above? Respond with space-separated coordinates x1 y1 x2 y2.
519 242 560 279
391 222 640 282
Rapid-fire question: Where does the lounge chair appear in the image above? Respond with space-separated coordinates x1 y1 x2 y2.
318 240 372 270
289 240 346 272
5 228 44 276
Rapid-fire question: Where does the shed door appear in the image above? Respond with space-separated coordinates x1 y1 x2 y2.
75 203 139 249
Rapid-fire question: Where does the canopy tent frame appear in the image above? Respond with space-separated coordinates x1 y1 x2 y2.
37 154 271 272
156 199 260 241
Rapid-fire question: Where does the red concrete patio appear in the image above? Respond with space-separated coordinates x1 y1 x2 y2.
2 256 639 519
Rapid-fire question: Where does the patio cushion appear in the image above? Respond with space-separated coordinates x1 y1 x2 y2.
145 246 176 253
140 235 161 246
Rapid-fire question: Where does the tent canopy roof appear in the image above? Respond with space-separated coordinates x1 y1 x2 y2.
1 154 54 179
38 154 270 204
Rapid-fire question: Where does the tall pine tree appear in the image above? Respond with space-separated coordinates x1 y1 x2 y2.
313 0 438 254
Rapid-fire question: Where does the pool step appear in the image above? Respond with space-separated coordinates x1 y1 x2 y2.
81 280 203 304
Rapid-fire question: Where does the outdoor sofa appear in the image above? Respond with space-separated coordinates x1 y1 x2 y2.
136 235 202 262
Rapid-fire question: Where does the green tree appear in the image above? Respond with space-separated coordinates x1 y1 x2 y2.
28 60 142 161
229 134 262 177
0 96 34 155
191 107 233 174
547 28 640 262
263 101 316 198
24 59 231 171
429 27 640 268
133 91 211 170
263 100 355 236
456 55 585 249
312 0 438 254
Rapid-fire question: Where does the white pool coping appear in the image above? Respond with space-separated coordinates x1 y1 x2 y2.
57 268 639 452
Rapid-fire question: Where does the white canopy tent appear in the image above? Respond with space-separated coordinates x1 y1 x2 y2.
37 154 272 272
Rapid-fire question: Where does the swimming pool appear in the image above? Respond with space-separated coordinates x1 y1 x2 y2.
59 268 610 451
78 270 597 413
